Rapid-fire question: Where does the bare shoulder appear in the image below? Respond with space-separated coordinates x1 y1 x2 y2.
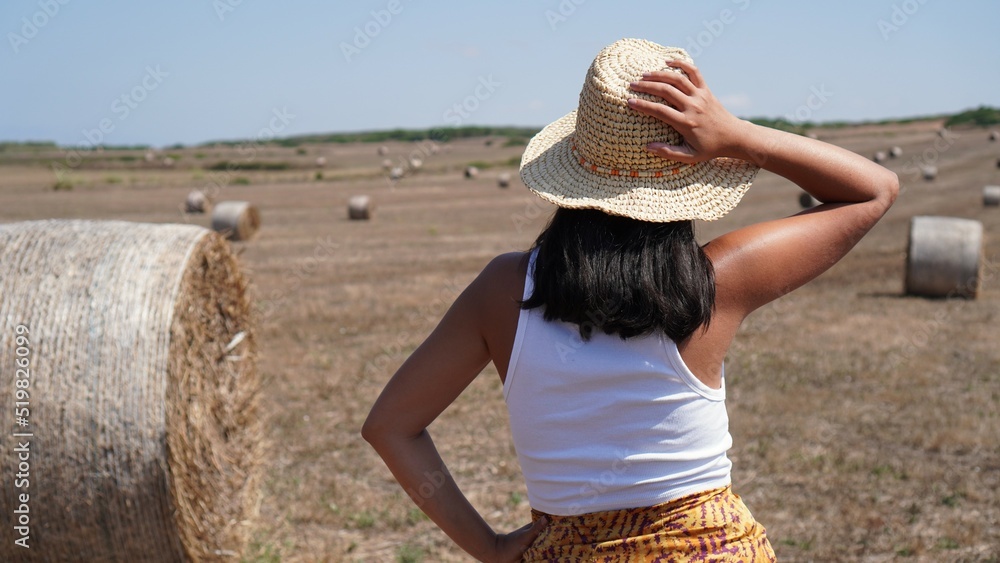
467 251 530 381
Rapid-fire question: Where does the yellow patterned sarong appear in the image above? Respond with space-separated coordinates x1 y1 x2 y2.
522 486 775 562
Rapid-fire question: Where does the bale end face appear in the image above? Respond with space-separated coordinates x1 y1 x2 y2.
211 201 261 241
984 186 1000 207
904 216 983 299
348 195 373 220
185 190 209 214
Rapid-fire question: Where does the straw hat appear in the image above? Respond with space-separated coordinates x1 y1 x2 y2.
520 38 758 222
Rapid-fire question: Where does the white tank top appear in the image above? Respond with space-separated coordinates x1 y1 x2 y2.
503 249 732 516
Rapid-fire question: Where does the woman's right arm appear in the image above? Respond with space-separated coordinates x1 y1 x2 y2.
630 60 899 319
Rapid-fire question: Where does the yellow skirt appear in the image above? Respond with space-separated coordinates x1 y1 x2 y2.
522 486 776 562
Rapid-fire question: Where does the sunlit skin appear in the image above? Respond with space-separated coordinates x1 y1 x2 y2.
362 59 899 562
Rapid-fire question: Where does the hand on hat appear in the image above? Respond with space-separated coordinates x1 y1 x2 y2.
627 60 750 165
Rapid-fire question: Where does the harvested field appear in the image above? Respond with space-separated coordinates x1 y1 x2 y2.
1 119 998 562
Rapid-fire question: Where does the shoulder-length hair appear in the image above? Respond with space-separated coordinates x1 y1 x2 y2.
522 207 715 342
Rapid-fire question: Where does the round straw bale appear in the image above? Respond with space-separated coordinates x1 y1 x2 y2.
162 156 175 167
498 172 512 188
799 191 820 209
989 131 998 141
381 158 393 171
315 156 327 168
389 167 404 180
145 151 156 162
348 195 373 220
0 220 262 561
984 185 1000 207
873 151 887 163
377 145 389 156
408 157 423 171
211 201 261 241
185 190 209 214
905 216 983 298
921 165 938 180
464 166 480 179
889 146 903 158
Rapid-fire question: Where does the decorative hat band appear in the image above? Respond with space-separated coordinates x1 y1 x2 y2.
570 141 691 179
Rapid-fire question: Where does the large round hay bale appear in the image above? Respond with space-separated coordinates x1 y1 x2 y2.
184 190 209 214
873 151 887 163
348 195 373 220
381 158 393 172
921 165 938 180
389 166 404 180
408 157 423 171
377 145 389 156
315 156 327 168
989 131 998 142
0 220 262 561
889 146 903 158
464 166 480 179
984 185 1000 207
498 172 512 188
905 216 983 298
799 191 820 209
211 201 261 241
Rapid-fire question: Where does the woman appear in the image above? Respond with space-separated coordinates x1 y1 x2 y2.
363 38 898 562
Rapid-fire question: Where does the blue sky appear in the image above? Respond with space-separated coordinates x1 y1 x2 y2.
2 0 998 148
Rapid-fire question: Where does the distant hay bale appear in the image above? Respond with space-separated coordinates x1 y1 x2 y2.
381 158 393 172
464 166 480 179
889 146 903 158
921 165 938 180
498 172 512 188
408 157 423 171
0 220 262 561
315 156 327 168
145 151 156 162
984 185 1000 207
389 167 404 180
211 201 261 241
799 192 820 209
162 156 175 167
185 190 209 214
873 151 887 163
905 216 983 299
348 195 373 220
377 145 389 156
989 131 998 142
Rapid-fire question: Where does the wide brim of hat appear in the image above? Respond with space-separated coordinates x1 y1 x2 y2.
520 110 759 222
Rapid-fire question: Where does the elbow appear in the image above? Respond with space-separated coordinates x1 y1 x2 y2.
361 412 385 449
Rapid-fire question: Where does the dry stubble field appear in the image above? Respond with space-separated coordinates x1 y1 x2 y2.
1 120 999 562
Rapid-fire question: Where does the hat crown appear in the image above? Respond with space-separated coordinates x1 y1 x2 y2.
574 39 692 172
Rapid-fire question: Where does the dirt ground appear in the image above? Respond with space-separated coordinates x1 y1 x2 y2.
1 120 999 562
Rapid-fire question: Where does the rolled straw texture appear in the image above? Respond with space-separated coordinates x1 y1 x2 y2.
0 220 262 562
904 216 983 298
211 201 260 241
